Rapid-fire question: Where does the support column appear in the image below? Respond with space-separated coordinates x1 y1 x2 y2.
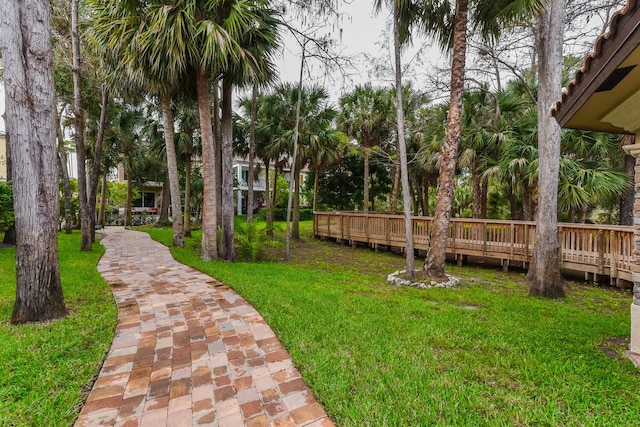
622 144 640 362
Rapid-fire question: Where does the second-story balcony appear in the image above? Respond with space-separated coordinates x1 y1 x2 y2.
235 177 267 192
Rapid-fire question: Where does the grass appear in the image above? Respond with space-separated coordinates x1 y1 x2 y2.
0 232 117 427
140 220 640 426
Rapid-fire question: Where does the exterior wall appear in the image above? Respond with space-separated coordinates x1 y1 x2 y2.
232 159 310 215
632 153 640 354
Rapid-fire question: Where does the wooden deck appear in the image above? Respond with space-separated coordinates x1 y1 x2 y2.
314 211 635 286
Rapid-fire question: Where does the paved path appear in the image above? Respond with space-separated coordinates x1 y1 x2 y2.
75 227 334 427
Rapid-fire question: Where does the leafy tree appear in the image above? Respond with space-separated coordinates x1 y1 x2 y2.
338 84 394 213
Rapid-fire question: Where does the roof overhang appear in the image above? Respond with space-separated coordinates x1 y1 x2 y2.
553 0 640 134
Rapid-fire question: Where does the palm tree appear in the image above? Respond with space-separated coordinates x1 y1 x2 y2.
338 85 394 213
89 0 196 247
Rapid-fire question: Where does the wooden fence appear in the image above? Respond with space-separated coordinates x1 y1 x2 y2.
314 211 635 285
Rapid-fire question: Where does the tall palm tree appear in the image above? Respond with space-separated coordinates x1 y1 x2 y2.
89 0 185 247
338 85 394 213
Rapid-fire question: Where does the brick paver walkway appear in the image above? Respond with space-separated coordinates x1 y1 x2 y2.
74 227 334 427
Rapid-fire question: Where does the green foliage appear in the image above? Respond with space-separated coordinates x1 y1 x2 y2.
0 232 116 426
143 223 640 426
107 181 139 209
273 175 289 208
270 208 314 221
0 183 14 232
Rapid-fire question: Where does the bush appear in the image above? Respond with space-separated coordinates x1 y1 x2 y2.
271 208 314 222
0 183 14 232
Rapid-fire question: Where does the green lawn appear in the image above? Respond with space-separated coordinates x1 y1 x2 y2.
142 220 640 426
0 232 116 427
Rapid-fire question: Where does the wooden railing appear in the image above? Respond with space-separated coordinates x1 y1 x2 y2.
314 211 635 284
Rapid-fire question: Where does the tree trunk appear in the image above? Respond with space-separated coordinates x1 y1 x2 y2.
214 82 223 229
480 174 489 219
220 77 235 261
292 168 301 240
363 148 370 213
56 110 73 234
197 70 218 260
89 86 109 242
522 183 533 221
160 91 184 247
393 2 415 279
99 173 107 226
390 157 400 214
472 166 481 218
3 0 67 322
71 0 91 251
620 151 635 226
428 0 468 279
423 176 430 216
286 43 306 262
313 171 320 212
526 0 566 298
125 174 133 227
159 172 170 222
508 181 519 220
184 153 192 237
247 85 258 224
265 160 274 238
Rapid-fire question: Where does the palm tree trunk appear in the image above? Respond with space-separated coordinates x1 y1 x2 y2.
214 81 223 229
160 91 184 247
265 159 274 237
428 0 468 279
197 69 218 260
220 77 236 261
247 84 258 224
363 149 370 213
72 0 91 251
526 0 566 298
125 174 133 227
184 155 192 237
292 168 301 240
313 171 319 212
480 174 489 219
522 184 533 221
99 173 107 226
89 85 109 242
422 176 430 216
393 1 415 279
508 181 519 220
159 172 170 222
56 110 73 234
472 166 481 218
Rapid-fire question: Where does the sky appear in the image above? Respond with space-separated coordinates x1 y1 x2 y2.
0 0 392 133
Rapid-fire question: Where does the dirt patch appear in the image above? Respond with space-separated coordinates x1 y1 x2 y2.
599 337 630 361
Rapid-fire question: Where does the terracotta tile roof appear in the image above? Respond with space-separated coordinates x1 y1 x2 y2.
553 0 640 119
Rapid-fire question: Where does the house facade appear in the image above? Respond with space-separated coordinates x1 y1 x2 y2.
552 0 640 366
233 157 309 216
